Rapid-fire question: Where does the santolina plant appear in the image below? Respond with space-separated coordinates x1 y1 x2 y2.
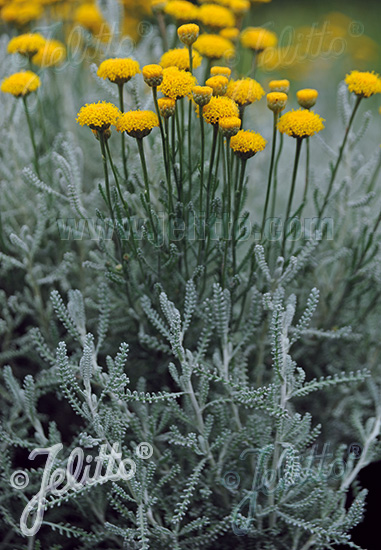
0 1 381 549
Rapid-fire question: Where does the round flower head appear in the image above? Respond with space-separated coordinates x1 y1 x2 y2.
7 33 46 58
205 75 229 96
267 92 287 113
198 3 235 30
219 116 241 137
229 0 250 16
194 34 235 60
142 64 163 87
230 129 267 159
269 79 290 94
160 48 202 71
164 0 199 23
278 109 325 139
177 23 199 46
211 66 231 78
227 78 265 106
158 66 197 99
32 39 66 68
116 110 159 138
203 95 239 125
192 85 213 106
1 3 43 26
74 3 109 39
1 71 40 97
240 27 277 52
220 27 240 41
151 0 167 13
97 58 140 85
345 70 381 98
158 97 176 119
297 88 318 109
76 101 120 131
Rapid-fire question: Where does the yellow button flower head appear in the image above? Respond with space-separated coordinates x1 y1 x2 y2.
97 58 140 85
158 97 176 118
32 39 66 68
267 92 287 113
74 3 110 39
220 27 240 41
269 79 290 94
142 64 163 87
151 0 167 13
230 129 267 159
1 71 40 97
345 70 381 98
211 66 232 78
227 78 265 106
202 95 239 125
192 85 213 106
219 116 241 137
1 3 43 26
205 75 229 96
116 110 159 138
158 66 197 99
160 48 202 71
240 27 277 52
296 88 318 109
278 109 325 139
8 33 46 58
164 0 199 23
229 0 250 16
198 3 235 30
194 34 235 60
76 101 121 131
177 23 200 46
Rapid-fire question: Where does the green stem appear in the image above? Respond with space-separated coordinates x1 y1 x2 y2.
187 96 193 201
22 95 40 178
118 83 129 182
105 140 129 215
175 103 184 193
271 132 284 219
232 158 247 272
367 149 381 193
281 138 303 257
318 95 362 218
261 111 278 239
136 137 157 240
153 86 173 213
99 131 114 221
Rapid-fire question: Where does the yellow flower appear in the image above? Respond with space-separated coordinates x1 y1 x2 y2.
220 27 240 41
32 39 66 68
116 110 159 138
7 33 46 58
97 58 140 85
158 97 176 118
193 34 234 60
160 48 202 71
210 66 232 78
240 27 277 52
345 70 381 98
219 116 241 137
177 23 199 46
164 0 199 23
227 78 265 106
230 129 267 159
74 3 110 39
202 95 239 125
267 92 287 113
158 66 197 99
76 101 120 131
198 3 235 30
296 88 318 109
192 85 213 106
1 71 40 98
1 3 43 26
269 79 290 94
151 0 167 13
278 109 325 139
142 64 163 87
205 75 229 96
229 0 250 16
